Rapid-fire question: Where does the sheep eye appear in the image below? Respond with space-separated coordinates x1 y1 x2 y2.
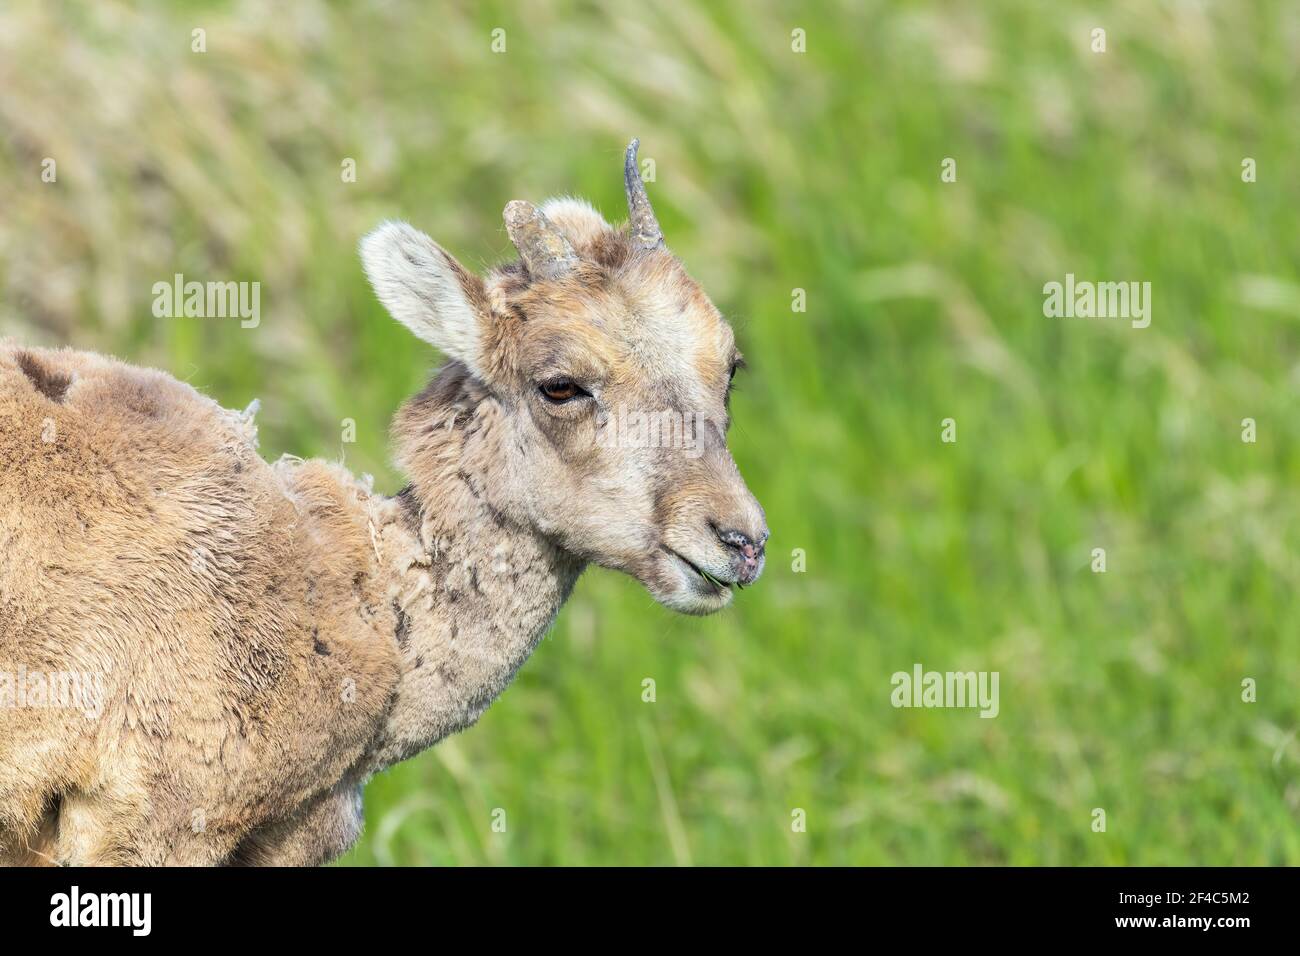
539 379 585 403
725 357 745 399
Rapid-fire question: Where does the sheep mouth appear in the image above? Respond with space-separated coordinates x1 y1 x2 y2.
664 548 734 596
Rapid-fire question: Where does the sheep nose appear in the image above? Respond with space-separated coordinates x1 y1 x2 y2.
714 525 768 583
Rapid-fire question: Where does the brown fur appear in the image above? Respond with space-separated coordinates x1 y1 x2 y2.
0 173 766 865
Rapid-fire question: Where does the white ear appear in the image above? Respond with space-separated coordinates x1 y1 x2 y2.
359 221 487 372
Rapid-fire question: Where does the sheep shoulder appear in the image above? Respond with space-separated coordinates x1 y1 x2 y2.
0 343 400 863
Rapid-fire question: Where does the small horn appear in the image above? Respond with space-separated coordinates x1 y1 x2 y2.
503 200 578 279
624 138 663 249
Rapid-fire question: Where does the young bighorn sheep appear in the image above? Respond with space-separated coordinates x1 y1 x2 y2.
0 141 767 866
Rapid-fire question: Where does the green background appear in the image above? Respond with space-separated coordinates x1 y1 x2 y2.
2 1 1296 864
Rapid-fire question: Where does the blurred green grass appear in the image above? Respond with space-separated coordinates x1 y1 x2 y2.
1 0 1297 864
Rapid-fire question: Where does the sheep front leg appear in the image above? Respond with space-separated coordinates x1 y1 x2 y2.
228 783 365 867
55 786 243 866
0 806 60 866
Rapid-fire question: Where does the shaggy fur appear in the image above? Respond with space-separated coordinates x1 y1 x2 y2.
0 169 766 865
